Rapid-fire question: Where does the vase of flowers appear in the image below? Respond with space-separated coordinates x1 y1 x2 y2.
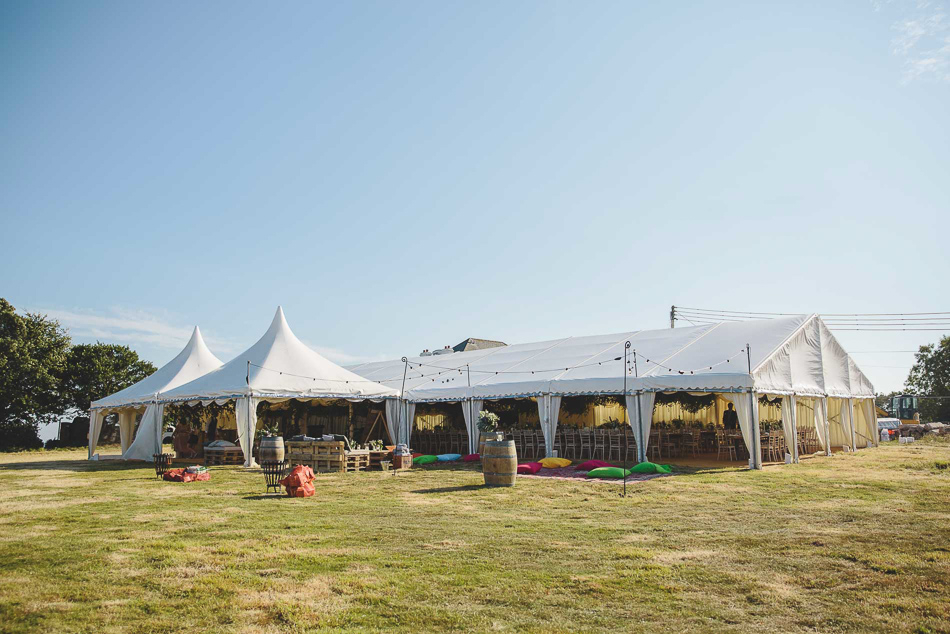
477 410 502 454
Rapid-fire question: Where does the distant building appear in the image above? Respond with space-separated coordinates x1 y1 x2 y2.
419 337 507 356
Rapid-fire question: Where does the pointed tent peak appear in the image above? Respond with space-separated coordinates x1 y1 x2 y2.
90 324 224 410
186 325 202 347
186 325 222 364
262 305 305 345
266 306 294 336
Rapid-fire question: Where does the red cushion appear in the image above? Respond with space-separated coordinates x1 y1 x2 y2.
411 453 423 459
517 462 543 475
575 460 614 471
462 453 480 462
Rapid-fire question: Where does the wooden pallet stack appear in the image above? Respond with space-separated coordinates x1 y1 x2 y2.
285 440 370 473
204 446 244 466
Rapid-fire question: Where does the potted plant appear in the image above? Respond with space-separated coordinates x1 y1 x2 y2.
477 411 502 454
256 422 284 464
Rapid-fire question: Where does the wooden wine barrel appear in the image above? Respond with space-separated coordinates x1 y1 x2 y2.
482 439 517 487
259 436 285 464
478 431 503 455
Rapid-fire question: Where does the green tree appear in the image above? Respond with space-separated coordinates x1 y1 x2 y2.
904 336 950 423
0 298 71 449
59 343 157 412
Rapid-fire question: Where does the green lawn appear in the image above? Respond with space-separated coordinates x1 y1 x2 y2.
1 441 949 634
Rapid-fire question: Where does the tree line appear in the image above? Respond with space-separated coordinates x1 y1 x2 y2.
0 298 156 450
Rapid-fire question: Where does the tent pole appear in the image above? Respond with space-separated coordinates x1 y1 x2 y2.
747 344 761 470
399 357 408 446
848 398 857 453
467 364 473 454
622 341 632 498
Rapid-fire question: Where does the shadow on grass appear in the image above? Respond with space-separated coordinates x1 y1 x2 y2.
0 459 149 473
411 484 487 494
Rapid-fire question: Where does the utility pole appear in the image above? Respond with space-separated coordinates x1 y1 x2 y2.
670 306 676 328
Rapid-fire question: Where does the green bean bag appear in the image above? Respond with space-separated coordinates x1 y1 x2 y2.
586 466 630 479
413 454 438 465
629 461 672 474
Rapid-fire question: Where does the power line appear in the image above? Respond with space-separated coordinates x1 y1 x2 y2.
671 306 950 331
676 306 950 317
849 350 918 353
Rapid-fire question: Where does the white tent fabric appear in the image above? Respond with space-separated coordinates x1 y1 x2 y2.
625 391 656 463
162 307 398 403
384 399 400 446
159 308 396 466
722 393 756 466
92 327 224 410
538 394 562 458
460 399 484 454
819 398 831 455
118 410 136 454
88 327 223 459
384 399 415 446
858 399 878 448
87 409 105 459
404 402 416 445
780 396 796 463
124 404 164 461
235 397 260 468
349 315 874 402
842 398 858 451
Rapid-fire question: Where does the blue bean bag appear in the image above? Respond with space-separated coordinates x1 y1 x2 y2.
436 453 462 462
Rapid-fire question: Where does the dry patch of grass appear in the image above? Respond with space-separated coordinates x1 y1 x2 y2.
1 440 949 633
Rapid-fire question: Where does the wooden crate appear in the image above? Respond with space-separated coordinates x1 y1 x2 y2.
204 447 244 466
345 450 370 472
368 450 391 470
285 441 317 455
392 454 413 470
284 441 372 473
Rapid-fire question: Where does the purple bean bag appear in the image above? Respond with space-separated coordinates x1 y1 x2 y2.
574 459 615 471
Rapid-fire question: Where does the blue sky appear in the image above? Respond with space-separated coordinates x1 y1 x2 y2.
2 0 948 398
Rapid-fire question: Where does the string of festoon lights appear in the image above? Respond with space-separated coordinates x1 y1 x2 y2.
248 362 393 384
248 346 753 387
627 347 750 376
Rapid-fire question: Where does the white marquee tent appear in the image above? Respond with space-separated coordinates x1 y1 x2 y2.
348 314 877 468
158 307 397 466
88 326 223 461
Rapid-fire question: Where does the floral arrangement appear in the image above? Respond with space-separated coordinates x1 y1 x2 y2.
476 410 501 432
255 422 279 439
368 439 384 451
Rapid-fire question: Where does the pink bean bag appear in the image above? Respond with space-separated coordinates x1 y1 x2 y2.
462 453 480 462
574 459 615 471
517 462 543 475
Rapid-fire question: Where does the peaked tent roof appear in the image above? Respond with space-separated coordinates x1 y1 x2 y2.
160 307 397 403
347 315 874 401
91 327 224 410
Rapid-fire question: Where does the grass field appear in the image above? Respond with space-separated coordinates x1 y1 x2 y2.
1 441 949 634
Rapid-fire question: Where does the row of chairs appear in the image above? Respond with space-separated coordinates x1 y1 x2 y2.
508 429 640 462
413 431 467 455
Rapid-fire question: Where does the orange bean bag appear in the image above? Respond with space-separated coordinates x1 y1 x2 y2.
279 465 316 498
162 468 210 483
